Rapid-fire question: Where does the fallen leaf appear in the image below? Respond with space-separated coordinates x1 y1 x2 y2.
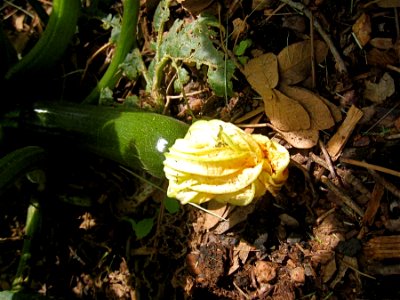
263 89 311 131
204 201 231 230
253 261 277 283
376 0 400 7
177 0 214 14
275 128 319 149
369 37 394 50
244 52 279 93
213 202 256 234
252 0 274 10
364 72 395 103
290 266 305 283
277 40 328 85
231 18 248 41
228 240 254 275
322 258 337 283
352 13 371 47
320 97 343 123
367 48 397 67
279 85 335 130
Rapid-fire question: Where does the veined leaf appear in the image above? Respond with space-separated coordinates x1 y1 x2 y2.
151 14 235 97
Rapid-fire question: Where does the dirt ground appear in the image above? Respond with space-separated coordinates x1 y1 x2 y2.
1 0 400 299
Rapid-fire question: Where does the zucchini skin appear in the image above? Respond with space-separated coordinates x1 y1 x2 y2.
0 146 46 193
23 103 189 178
5 0 80 79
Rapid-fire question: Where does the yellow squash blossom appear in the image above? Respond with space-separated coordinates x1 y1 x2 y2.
163 120 290 206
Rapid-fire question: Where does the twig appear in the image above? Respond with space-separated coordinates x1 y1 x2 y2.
340 158 400 178
394 7 399 41
319 140 339 182
310 13 316 89
363 102 400 135
368 169 400 199
362 182 384 226
321 176 364 217
265 2 287 23
279 0 348 74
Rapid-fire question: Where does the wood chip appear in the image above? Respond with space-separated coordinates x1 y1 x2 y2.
363 235 400 260
326 105 364 161
362 183 384 226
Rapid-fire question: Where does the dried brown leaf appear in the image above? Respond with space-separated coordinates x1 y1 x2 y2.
279 85 335 130
320 97 342 123
275 128 319 149
277 40 328 85
263 88 311 131
228 240 254 275
204 201 231 230
231 18 248 41
352 13 371 47
364 72 395 103
244 52 279 93
213 202 256 234
177 0 215 14
367 48 397 67
376 0 400 7
369 37 394 50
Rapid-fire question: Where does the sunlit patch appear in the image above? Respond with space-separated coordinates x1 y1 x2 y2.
156 138 169 153
163 120 290 206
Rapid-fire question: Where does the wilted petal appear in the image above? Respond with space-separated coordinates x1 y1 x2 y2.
163 120 290 206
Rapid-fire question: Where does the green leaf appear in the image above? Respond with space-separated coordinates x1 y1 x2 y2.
153 0 171 33
120 51 141 80
234 39 252 56
238 56 249 65
150 13 235 98
99 87 114 105
174 67 189 93
122 217 154 239
102 14 122 43
164 197 180 214
132 218 154 239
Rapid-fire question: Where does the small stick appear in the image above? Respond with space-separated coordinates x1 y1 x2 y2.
327 105 364 161
362 182 384 226
310 13 316 89
321 176 364 217
319 140 338 181
368 169 400 199
394 7 399 41
363 102 400 135
340 158 400 178
279 0 347 74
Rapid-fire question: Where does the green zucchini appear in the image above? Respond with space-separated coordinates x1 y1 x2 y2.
22 103 189 178
5 0 80 79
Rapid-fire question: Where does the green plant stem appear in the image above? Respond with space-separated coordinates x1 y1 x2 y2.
5 0 80 79
0 146 46 194
83 0 140 104
151 56 170 108
12 201 41 291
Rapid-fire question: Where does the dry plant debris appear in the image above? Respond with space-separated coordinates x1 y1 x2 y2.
244 40 341 148
3 0 400 299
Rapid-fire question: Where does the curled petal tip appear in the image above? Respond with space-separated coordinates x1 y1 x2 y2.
163 120 290 206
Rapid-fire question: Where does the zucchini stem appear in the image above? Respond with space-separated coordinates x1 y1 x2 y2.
83 0 140 104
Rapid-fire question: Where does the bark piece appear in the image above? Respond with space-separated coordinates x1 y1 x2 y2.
326 105 364 161
363 235 400 260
